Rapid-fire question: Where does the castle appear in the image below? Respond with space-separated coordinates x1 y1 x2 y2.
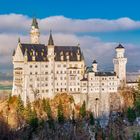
12 18 127 123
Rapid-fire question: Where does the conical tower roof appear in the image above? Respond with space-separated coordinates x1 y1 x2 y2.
48 30 54 45
92 60 97 64
115 44 124 49
31 17 39 29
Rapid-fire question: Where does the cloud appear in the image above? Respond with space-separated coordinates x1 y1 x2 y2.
0 14 140 34
0 14 140 73
0 14 30 34
40 16 140 33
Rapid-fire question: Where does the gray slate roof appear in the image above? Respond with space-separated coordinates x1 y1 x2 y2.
16 43 83 62
48 32 54 45
95 72 116 76
31 18 39 29
115 44 124 49
86 67 116 76
54 46 82 61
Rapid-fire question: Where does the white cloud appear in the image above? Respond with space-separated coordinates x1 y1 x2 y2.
0 14 140 34
39 16 140 33
0 14 30 34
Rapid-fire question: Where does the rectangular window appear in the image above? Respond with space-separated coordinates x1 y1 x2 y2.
83 83 86 86
69 64 72 67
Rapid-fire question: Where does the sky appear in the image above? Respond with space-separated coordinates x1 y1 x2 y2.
0 0 140 73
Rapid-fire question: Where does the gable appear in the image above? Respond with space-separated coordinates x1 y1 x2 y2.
13 43 24 62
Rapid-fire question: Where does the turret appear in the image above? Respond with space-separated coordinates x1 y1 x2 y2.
47 31 55 61
48 30 54 46
30 18 40 44
92 60 98 72
47 31 55 98
115 44 125 58
113 44 127 85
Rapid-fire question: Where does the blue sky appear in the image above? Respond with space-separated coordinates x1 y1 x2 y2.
0 0 140 73
0 0 140 19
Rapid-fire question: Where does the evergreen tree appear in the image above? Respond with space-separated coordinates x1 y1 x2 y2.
42 99 54 129
45 99 52 119
109 129 114 140
16 95 24 116
79 101 86 118
57 100 64 124
25 97 32 122
136 133 140 140
89 112 95 125
29 108 38 131
127 107 136 123
133 133 140 140
135 100 140 117
71 109 76 125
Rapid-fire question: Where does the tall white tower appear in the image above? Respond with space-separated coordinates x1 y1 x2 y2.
30 18 40 44
92 60 98 72
113 44 127 85
47 31 55 98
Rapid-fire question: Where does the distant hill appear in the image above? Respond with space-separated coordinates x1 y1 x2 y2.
0 72 13 81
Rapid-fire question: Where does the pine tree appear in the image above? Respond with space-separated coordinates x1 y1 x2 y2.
43 99 52 119
109 129 114 140
136 133 140 140
17 95 24 116
71 109 76 125
57 100 64 124
89 112 95 125
79 101 86 118
25 97 32 123
29 108 38 131
127 107 136 123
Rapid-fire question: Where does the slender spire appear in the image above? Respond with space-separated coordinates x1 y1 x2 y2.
31 17 39 29
48 30 54 45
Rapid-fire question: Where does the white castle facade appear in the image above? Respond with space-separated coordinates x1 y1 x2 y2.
12 18 127 121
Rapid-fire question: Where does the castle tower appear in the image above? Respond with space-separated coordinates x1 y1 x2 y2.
47 31 55 98
113 44 127 85
92 60 98 72
30 18 40 44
